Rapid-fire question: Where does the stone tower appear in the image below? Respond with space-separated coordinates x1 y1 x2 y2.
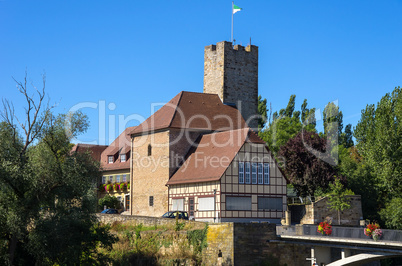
203 41 259 129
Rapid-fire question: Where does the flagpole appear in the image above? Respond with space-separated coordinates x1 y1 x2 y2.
231 1 234 43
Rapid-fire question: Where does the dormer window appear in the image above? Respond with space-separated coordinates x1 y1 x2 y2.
108 156 114 164
121 154 126 162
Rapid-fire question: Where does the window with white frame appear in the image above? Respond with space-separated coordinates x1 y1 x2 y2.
102 176 106 184
257 197 282 211
245 162 251 184
264 163 270 184
172 198 184 211
108 156 114 164
239 162 244 183
109 176 113 183
252 163 257 184
116 175 120 183
226 196 252 211
120 154 126 162
122 174 127 182
258 163 263 184
198 197 214 211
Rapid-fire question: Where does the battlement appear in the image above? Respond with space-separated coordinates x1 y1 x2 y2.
204 41 258 54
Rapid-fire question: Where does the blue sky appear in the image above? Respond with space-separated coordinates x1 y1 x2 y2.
1 0 401 145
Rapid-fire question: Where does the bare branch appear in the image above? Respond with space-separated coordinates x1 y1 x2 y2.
3 71 54 155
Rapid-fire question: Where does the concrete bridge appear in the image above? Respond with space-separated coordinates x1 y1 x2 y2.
277 225 402 265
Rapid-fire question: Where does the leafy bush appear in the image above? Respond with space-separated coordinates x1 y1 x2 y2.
98 195 120 210
380 197 402 230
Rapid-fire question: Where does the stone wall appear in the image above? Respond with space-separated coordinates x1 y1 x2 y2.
98 215 313 265
203 223 234 265
96 213 205 229
203 223 311 266
203 41 259 129
300 195 363 226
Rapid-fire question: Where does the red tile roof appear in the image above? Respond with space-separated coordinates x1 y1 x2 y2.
128 91 247 136
70 144 108 162
166 128 266 185
100 127 135 171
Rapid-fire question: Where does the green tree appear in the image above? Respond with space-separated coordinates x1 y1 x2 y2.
323 102 343 138
338 146 379 221
353 87 402 228
0 74 116 265
380 197 402 230
340 124 354 148
327 179 354 225
257 95 268 131
285 94 296 117
99 195 121 210
259 95 316 156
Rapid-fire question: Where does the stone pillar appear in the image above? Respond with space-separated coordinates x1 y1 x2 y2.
285 210 291 225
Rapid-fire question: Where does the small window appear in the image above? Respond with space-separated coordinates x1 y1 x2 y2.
116 175 120 183
264 163 270 184
258 163 263 184
108 156 114 164
148 144 152 156
239 162 244 184
149 196 154 207
252 163 257 184
109 176 113 183
121 154 126 162
122 174 127 182
102 176 106 184
245 162 251 184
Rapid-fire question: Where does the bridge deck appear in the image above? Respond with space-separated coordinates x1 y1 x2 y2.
279 234 402 249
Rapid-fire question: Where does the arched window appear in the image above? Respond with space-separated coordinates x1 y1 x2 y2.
148 144 152 156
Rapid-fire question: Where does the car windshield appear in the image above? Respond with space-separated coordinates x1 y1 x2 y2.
162 212 172 218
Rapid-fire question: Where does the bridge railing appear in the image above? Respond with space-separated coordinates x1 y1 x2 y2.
277 224 402 242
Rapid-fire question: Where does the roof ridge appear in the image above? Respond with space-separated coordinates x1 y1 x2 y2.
168 91 184 128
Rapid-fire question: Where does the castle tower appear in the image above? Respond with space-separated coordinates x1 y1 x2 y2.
203 41 259 129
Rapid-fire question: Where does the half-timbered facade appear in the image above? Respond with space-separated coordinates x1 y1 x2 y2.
166 128 287 223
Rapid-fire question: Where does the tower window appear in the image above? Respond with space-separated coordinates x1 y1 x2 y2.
149 196 154 207
148 144 152 156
